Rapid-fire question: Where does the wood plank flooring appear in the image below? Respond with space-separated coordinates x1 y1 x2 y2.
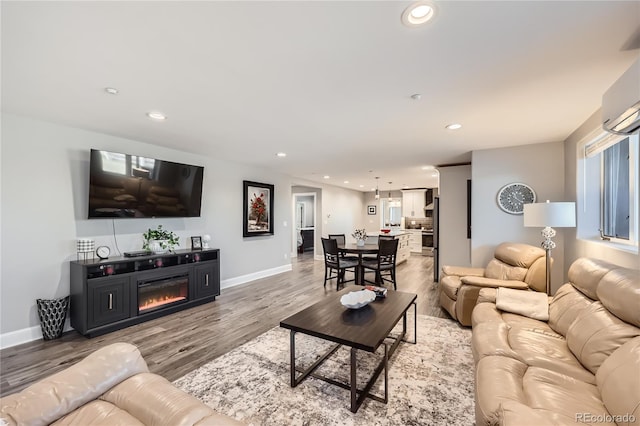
0 253 448 397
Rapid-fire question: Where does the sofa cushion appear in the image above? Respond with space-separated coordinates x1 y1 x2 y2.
568 257 617 301
100 373 242 425
549 283 593 336
472 321 596 384
0 343 149 426
52 400 144 425
476 356 612 426
494 242 545 268
597 267 640 328
595 337 640 426
484 258 527 281
566 302 640 375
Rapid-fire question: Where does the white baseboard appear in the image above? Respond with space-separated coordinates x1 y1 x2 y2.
1 264 293 350
0 319 72 350
221 264 292 289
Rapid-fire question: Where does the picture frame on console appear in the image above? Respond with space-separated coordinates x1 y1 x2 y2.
190 236 202 250
243 180 274 237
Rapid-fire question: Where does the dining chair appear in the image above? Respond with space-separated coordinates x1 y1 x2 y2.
328 234 359 261
321 238 358 290
362 238 399 290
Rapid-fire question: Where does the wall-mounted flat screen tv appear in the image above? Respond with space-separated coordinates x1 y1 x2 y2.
88 149 204 218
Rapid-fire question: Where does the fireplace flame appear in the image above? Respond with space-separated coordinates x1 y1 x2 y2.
139 296 186 312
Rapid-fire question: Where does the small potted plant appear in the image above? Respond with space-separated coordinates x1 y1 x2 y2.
143 225 179 254
352 229 368 246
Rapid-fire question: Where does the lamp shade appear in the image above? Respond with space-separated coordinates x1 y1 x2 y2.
523 202 576 228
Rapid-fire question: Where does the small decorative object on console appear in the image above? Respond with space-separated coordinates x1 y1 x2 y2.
96 245 110 260
340 289 376 309
365 285 388 298
201 234 211 249
190 236 202 250
142 225 179 254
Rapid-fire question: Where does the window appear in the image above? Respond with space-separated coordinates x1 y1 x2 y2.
580 131 638 249
602 137 630 239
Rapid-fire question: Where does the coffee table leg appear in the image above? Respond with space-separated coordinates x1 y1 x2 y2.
383 342 388 403
350 347 357 412
290 330 296 387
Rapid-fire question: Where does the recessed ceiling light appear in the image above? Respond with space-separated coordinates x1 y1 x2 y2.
402 1 436 27
421 165 434 170
323 175 330 179
276 152 287 157
344 180 350 184
403 185 410 189
446 123 462 130
104 87 119 95
147 112 167 121
411 94 422 101
359 185 364 188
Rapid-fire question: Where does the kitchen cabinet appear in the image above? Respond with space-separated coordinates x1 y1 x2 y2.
406 229 422 253
402 189 427 218
396 233 411 264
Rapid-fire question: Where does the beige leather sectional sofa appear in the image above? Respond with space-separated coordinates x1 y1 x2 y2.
0 342 243 425
471 257 639 426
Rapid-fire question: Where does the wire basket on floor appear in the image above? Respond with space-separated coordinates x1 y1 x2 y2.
36 296 69 340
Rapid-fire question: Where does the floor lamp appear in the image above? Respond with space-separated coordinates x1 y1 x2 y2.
523 201 576 295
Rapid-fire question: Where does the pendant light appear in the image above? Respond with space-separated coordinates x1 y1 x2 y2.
374 177 380 199
388 182 393 201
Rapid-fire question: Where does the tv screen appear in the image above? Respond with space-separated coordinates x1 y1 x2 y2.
88 149 204 218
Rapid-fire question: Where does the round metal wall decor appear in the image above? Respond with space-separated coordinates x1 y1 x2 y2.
497 182 536 215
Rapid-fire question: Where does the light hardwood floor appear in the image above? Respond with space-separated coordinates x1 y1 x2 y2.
0 253 448 397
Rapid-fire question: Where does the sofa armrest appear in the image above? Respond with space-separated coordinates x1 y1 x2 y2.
461 276 529 290
442 265 485 278
0 343 149 425
477 288 497 304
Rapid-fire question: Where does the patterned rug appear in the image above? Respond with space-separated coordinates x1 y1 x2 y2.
173 315 475 425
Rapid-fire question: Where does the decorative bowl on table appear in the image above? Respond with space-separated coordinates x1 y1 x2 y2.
380 229 391 234
340 289 376 309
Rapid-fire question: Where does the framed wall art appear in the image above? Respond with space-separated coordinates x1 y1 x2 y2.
367 205 377 215
243 180 274 237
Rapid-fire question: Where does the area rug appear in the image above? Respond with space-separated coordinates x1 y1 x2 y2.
173 315 475 425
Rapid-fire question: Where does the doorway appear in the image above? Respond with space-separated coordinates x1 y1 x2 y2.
292 192 317 258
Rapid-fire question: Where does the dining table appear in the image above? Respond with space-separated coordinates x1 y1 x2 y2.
337 243 379 285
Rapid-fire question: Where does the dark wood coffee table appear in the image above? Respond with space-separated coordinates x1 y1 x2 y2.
280 286 417 413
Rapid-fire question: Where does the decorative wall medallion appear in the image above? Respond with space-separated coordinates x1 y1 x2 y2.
497 182 536 215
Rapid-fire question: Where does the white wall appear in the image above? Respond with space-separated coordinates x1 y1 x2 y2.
0 113 293 342
437 165 471 269
471 142 566 293
564 109 640 271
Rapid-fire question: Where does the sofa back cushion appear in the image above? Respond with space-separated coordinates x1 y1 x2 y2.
568 257 618 300
484 258 528 281
597 267 640 328
596 337 640 426
549 283 593 336
566 302 640 374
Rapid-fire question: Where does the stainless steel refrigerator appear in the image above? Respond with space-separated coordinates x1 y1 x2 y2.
433 196 440 282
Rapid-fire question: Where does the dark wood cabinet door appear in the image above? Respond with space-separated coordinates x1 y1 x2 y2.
194 262 220 298
87 276 130 329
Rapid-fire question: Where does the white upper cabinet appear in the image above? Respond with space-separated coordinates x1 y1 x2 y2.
402 189 427 217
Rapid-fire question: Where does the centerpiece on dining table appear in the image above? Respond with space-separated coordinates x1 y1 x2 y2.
351 228 368 247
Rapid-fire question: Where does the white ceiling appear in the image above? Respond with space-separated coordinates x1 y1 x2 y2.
2 1 639 191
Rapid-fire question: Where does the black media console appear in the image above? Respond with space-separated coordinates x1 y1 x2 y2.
70 248 220 337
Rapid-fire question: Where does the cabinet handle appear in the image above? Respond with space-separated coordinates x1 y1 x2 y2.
205 274 209 287
108 293 113 310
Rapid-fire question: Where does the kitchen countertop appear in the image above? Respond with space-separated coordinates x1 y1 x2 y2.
367 230 409 237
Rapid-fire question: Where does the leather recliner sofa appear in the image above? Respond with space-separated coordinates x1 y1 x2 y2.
0 342 243 425
440 242 548 326
471 257 640 425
